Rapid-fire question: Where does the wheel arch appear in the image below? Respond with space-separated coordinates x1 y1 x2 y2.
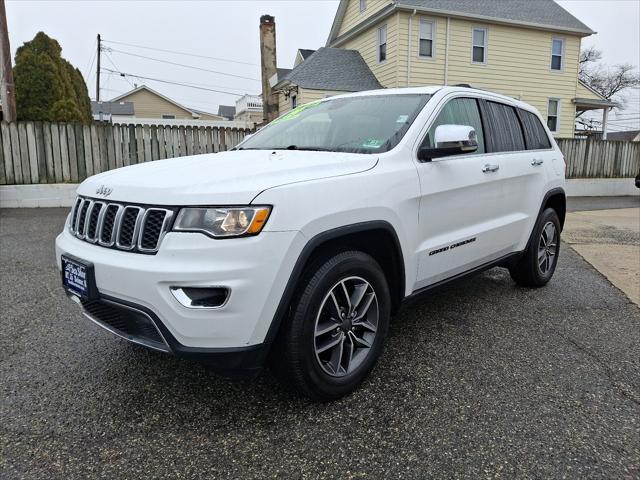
523 187 566 254
264 221 406 345
542 187 566 230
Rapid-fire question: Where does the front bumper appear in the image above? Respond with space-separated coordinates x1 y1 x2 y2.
79 294 272 375
55 226 305 351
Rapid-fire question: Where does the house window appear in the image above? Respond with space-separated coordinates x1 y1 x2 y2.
378 24 387 62
547 99 559 132
360 0 366 13
551 38 564 71
419 20 435 58
161 114 176 119
472 28 487 64
291 94 297 109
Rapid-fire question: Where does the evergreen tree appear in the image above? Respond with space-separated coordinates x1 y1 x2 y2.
14 32 92 123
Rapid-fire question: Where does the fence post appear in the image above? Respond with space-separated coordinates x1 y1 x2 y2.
66 124 78 183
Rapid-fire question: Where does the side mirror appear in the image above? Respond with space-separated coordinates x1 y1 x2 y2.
418 124 478 161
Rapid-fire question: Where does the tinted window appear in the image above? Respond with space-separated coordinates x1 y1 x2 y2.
423 97 485 154
519 109 551 150
482 101 525 152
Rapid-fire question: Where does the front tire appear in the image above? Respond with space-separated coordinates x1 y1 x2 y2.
273 250 391 401
509 208 561 287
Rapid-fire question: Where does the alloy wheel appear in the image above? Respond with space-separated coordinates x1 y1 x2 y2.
538 221 558 274
313 276 379 377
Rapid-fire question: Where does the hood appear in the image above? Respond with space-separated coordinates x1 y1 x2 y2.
77 150 378 205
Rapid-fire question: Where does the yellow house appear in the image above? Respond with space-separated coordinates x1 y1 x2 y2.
323 0 615 137
109 85 224 121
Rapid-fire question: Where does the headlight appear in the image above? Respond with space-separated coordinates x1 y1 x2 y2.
173 206 271 238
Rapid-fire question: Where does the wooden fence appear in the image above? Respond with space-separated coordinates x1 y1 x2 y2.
0 122 638 185
557 138 639 179
0 121 253 185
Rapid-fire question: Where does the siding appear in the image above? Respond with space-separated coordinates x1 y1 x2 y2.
118 89 195 120
197 112 225 121
341 12 401 88
445 19 581 137
299 88 349 103
278 92 291 115
337 0 393 37
391 14 582 137
575 80 604 100
277 89 349 115
397 11 448 86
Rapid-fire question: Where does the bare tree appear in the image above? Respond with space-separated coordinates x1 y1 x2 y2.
576 47 640 122
579 47 640 100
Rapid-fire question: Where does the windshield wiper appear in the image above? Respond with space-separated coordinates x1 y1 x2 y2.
284 145 330 151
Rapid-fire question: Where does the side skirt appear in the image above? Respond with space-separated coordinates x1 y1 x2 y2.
402 251 523 306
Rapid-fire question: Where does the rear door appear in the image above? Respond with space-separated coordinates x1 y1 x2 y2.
479 101 553 252
514 108 557 247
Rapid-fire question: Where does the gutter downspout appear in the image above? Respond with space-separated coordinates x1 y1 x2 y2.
602 107 609 140
444 16 450 85
407 9 416 87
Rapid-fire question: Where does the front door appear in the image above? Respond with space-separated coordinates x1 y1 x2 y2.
413 96 520 289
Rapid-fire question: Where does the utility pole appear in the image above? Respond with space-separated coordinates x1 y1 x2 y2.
96 33 101 101
0 0 17 122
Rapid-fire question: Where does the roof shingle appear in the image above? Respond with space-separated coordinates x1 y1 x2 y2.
395 0 594 34
217 105 236 120
91 101 134 116
279 47 382 92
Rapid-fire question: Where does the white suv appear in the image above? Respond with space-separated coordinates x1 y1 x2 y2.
56 86 565 400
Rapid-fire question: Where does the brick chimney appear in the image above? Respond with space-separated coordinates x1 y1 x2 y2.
259 14 278 124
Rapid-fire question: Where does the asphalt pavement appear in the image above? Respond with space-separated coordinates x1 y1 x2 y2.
1 207 639 479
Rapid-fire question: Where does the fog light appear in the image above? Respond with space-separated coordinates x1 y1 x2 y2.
170 287 230 309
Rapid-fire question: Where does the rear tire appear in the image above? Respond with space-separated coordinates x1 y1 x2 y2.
272 250 391 401
509 208 561 287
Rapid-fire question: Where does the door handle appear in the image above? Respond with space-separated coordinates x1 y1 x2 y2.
531 159 544 166
482 164 499 173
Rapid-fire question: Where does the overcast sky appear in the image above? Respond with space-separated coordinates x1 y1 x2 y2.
6 0 639 130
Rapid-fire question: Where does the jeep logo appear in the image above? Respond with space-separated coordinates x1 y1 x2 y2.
95 185 113 197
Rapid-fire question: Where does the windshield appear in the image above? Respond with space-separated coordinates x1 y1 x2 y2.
237 94 431 154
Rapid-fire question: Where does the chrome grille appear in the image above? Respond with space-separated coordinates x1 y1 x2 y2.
85 202 104 241
116 206 143 250
99 204 120 246
69 197 173 254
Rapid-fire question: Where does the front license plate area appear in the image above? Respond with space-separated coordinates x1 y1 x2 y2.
62 255 97 300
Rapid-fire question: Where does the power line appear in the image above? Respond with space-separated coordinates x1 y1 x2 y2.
101 70 249 94
101 68 244 96
103 51 135 89
606 125 640 132
106 48 260 82
608 119 640 123
84 39 97 81
102 39 258 66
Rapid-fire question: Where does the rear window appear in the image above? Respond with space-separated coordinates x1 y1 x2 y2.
482 101 526 153
518 109 552 150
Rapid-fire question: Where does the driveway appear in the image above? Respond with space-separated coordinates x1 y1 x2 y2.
564 205 639 305
1 208 639 479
